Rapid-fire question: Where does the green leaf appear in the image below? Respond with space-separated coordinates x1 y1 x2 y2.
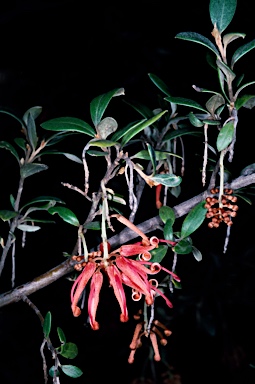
123 99 154 119
231 39 255 68
188 112 204 127
0 141 20 163
192 246 203 261
60 342 78 359
87 149 109 156
209 0 237 33
121 110 168 147
111 120 145 142
21 196 65 210
17 224 41 232
23 106 42 124
83 221 101 230
234 81 255 100
164 96 208 114
20 163 48 178
180 201 207 238
0 108 24 126
216 60 236 82
216 121 234 151
149 245 168 263
41 117 95 137
173 237 193 255
90 88 125 127
175 32 219 57
48 207 80 226
61 365 83 378
88 139 118 148
150 174 182 187
163 219 174 241
159 205 175 225
43 311 51 338
131 149 182 161
205 94 225 116
148 73 172 96
235 94 255 110
163 127 203 141
146 143 157 175
96 117 118 139
26 112 38 150
0 210 18 221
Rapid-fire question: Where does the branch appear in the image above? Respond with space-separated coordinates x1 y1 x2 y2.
0 173 254 309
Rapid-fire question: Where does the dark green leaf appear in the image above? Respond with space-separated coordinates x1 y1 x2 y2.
48 207 80 226
175 32 219 57
188 112 204 127
123 99 154 119
41 117 95 137
61 365 83 378
151 174 182 187
121 110 168 146
216 60 236 82
146 143 157 175
173 238 193 254
90 88 124 127
235 94 255 110
21 196 65 210
231 39 255 68
20 163 48 178
165 96 208 113
180 201 207 238
209 0 237 33
163 219 174 241
0 141 20 162
159 205 175 225
111 120 145 142
0 210 18 221
14 138 26 150
216 121 234 151
131 149 182 161
163 127 203 141
26 112 38 150
149 245 168 263
60 342 78 359
205 94 225 115
87 149 109 156
84 221 101 230
23 106 42 124
148 73 172 96
43 311 51 338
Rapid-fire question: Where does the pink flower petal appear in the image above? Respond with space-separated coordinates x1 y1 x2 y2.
106 265 129 322
88 270 103 330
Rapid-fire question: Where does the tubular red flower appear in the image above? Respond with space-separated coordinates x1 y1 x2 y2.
106 264 129 323
88 270 103 330
71 261 97 317
117 257 154 305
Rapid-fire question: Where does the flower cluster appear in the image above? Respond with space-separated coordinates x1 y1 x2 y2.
128 309 172 364
70 224 180 330
204 188 238 228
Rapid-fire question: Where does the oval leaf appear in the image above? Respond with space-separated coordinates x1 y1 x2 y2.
149 245 168 263
216 121 234 151
235 94 255 110
57 327 66 344
188 112 204 127
173 238 193 255
159 205 175 225
48 207 80 226
180 201 207 238
96 117 118 139
43 311 52 338
163 219 174 241
60 342 78 359
90 88 125 127
17 224 41 232
61 365 83 378
41 117 95 137
0 210 18 221
192 246 203 262
209 0 237 33
89 139 118 148
20 163 48 178
151 174 182 187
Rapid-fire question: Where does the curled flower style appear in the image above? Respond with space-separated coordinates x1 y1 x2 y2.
70 216 180 330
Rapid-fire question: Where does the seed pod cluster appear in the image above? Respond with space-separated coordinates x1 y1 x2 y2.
204 188 238 228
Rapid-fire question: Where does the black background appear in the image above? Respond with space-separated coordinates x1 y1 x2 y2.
1 1 255 384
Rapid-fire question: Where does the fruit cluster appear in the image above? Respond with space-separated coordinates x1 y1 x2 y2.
204 188 238 228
